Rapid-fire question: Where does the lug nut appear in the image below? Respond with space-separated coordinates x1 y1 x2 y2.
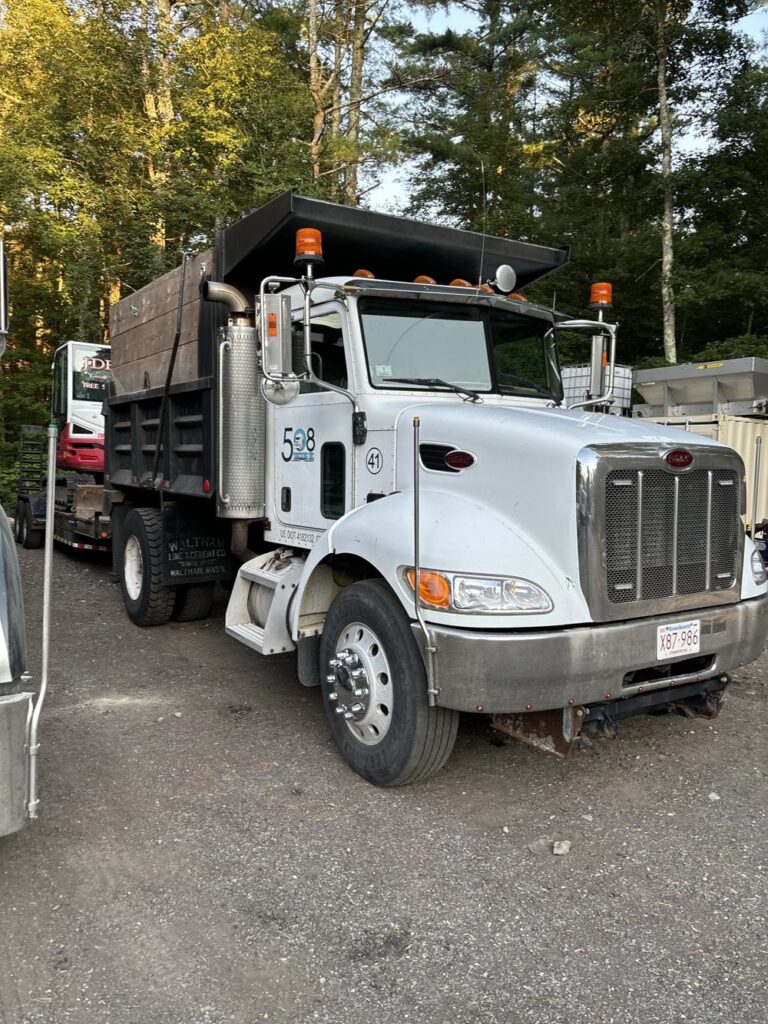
328 691 339 702
343 710 354 720
353 687 369 698
335 705 347 715
350 702 364 714
329 658 340 669
326 674 337 685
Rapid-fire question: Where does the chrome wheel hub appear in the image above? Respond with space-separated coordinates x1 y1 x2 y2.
326 622 392 746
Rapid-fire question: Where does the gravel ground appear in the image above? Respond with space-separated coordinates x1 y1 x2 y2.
1 546 767 1024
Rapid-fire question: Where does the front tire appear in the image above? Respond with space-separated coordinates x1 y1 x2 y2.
119 508 174 626
320 580 459 786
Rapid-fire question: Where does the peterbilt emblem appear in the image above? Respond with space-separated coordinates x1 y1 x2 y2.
664 448 693 469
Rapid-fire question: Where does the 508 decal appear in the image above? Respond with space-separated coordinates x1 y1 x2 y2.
282 426 316 463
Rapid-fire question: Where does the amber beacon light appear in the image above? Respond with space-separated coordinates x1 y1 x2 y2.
589 281 613 308
295 227 323 264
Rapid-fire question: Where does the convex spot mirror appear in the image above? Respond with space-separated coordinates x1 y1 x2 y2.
493 264 517 294
261 378 300 406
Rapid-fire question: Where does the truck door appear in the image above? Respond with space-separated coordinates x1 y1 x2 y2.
270 303 353 543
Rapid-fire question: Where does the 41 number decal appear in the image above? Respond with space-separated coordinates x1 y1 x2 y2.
366 447 383 475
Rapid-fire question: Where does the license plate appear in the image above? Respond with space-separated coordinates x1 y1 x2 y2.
657 620 700 661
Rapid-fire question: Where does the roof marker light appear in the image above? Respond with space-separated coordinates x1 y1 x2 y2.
450 278 472 287
414 275 436 284
353 269 375 278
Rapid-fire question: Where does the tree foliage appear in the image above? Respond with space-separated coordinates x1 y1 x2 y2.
0 0 765 484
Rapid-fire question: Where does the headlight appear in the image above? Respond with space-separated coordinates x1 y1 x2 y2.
405 568 553 614
751 549 767 586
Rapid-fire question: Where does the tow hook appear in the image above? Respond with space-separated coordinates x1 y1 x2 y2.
326 650 370 721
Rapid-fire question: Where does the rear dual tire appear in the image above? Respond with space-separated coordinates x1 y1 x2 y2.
119 508 214 626
120 509 175 626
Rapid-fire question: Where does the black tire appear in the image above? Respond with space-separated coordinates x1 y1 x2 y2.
320 579 459 786
20 503 43 550
119 508 175 626
13 502 24 544
172 582 215 622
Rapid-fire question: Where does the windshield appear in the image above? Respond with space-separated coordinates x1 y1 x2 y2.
72 344 112 403
359 299 562 401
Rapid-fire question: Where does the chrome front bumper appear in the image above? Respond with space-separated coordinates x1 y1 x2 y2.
416 594 768 714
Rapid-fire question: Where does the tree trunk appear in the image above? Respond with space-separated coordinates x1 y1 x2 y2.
142 0 175 254
344 0 366 205
654 0 677 364
308 0 325 181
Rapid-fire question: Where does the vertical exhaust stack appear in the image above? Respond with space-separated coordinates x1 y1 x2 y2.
202 281 266 523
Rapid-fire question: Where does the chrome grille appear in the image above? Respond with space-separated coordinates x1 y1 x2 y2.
605 468 740 604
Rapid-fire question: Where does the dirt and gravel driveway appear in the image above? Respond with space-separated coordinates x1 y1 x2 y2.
1 546 767 1024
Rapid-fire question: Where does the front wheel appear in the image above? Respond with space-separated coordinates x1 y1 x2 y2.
119 508 175 626
320 580 459 786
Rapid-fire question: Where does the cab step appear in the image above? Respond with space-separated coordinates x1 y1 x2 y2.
225 549 303 655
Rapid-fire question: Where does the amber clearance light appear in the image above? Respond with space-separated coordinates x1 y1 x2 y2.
405 569 451 608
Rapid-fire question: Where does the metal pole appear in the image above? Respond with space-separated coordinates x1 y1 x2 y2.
751 435 762 537
27 423 57 818
412 417 438 706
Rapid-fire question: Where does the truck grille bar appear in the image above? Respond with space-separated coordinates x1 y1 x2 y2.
577 443 744 621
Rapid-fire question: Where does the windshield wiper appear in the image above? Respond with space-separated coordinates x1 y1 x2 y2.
385 377 483 403
498 373 554 398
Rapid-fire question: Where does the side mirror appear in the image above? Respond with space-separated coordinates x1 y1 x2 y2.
493 264 517 294
260 292 293 377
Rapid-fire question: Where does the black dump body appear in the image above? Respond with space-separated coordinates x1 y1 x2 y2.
219 192 569 296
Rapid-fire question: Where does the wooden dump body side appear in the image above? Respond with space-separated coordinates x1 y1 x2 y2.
108 249 216 395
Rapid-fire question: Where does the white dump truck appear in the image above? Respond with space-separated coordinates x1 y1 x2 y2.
105 193 768 785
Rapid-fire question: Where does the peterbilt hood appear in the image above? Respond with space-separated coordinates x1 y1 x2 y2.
393 401 733 627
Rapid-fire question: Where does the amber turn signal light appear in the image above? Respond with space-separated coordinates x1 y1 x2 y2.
406 569 451 608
